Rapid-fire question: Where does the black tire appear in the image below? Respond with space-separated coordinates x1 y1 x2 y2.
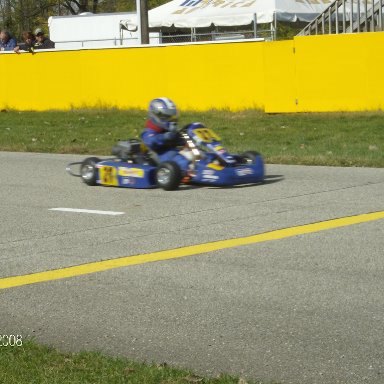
156 161 182 191
241 151 261 164
80 157 100 186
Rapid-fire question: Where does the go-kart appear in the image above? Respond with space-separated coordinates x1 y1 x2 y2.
66 123 264 191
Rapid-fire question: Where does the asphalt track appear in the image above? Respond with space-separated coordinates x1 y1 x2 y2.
1 151 383 384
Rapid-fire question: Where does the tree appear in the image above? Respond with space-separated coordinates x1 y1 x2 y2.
61 0 99 14
0 0 17 31
0 0 170 39
1 0 58 35
98 0 136 13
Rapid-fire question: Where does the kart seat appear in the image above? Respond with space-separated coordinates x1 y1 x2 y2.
112 139 141 160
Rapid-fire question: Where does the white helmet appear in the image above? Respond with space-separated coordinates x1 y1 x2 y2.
148 97 178 131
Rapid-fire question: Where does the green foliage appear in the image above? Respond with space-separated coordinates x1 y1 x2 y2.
276 21 307 40
98 0 136 13
148 0 168 10
0 0 58 38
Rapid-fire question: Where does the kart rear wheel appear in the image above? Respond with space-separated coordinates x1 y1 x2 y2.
80 157 100 186
156 161 182 191
241 151 261 164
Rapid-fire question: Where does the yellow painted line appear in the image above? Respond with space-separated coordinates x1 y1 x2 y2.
1 211 383 290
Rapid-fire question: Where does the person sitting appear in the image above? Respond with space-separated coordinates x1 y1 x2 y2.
141 97 190 173
0 30 17 51
13 32 37 53
34 28 55 50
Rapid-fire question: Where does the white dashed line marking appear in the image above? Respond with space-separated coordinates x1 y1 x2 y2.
49 208 125 216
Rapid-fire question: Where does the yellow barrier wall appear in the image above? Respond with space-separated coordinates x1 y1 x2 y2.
294 32 384 112
263 40 296 113
1 32 384 113
0 41 265 111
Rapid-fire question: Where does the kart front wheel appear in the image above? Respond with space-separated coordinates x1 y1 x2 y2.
156 161 182 191
241 151 261 164
80 157 100 186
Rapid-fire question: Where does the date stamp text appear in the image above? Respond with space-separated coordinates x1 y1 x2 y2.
0 334 23 347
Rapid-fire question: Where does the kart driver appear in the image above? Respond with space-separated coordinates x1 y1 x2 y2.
141 97 190 172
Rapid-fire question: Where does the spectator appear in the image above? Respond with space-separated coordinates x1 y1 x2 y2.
34 28 55 49
0 30 17 51
13 31 37 53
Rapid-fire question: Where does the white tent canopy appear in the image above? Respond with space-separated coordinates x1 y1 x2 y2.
121 0 333 30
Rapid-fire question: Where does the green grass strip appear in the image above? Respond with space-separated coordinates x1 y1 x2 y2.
0 339 276 384
0 109 383 167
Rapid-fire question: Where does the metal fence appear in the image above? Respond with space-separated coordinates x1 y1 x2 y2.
52 24 275 50
298 0 384 36
54 37 152 50
159 26 275 44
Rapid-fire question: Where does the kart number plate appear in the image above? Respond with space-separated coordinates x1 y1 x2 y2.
193 128 220 143
99 166 118 186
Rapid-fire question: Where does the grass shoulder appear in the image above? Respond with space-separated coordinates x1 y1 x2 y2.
0 339 274 384
0 109 382 168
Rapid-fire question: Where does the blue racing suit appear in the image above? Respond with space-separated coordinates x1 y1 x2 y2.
141 120 190 172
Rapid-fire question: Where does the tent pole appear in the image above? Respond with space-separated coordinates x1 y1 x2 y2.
253 13 257 38
140 0 150 44
192 27 196 42
136 0 142 44
274 11 277 40
136 0 149 44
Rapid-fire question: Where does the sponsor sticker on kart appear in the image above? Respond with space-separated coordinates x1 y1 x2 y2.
236 168 254 176
122 177 136 185
202 175 219 182
202 170 215 175
118 167 145 178
193 128 220 143
202 169 219 182
207 163 224 171
99 165 118 186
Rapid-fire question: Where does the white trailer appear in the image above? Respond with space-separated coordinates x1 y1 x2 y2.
48 12 160 50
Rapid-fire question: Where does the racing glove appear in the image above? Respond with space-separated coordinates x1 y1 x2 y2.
163 131 178 142
168 122 178 132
